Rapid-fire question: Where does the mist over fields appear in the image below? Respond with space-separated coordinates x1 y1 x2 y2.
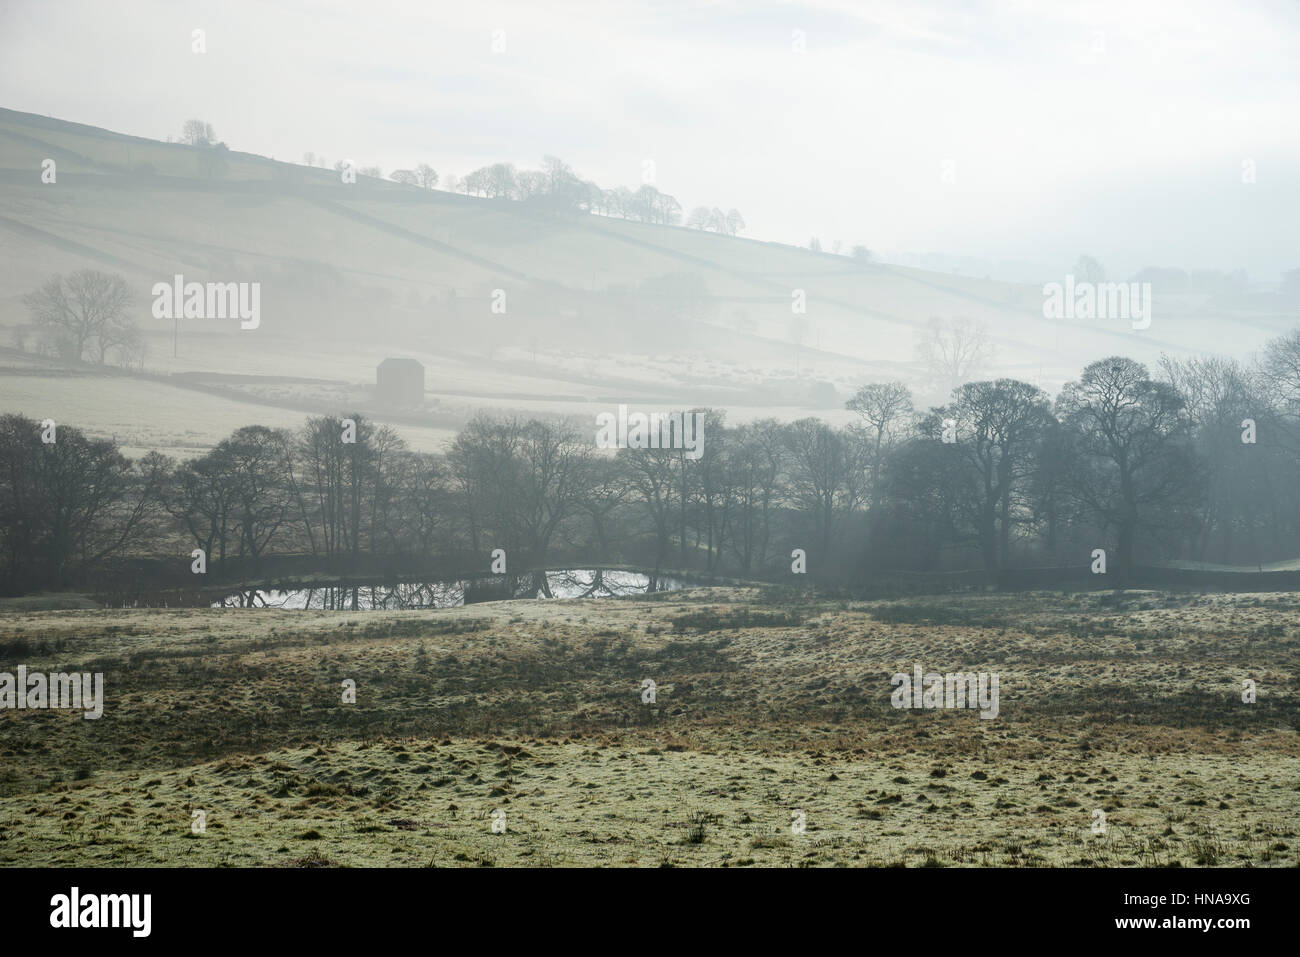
0 0 1298 887
0 97 1294 457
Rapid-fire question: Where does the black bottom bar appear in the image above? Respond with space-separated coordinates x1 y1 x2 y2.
4 866 1278 943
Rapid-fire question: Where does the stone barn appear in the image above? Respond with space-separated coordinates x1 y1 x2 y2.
376 357 425 405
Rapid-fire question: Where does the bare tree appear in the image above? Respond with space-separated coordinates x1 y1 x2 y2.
622 445 680 569
577 455 629 561
0 416 164 590
685 206 743 234
166 444 237 565
449 415 594 573
915 317 995 394
936 379 1053 573
782 418 854 567
181 119 214 146
1160 353 1287 561
606 186 633 218
687 206 713 230
485 163 518 199
727 420 786 571
297 413 392 560
1056 358 1199 579
1259 328 1300 411
220 426 297 564
845 382 913 510
22 270 136 365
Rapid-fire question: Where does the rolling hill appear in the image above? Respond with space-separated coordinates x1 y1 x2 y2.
0 106 1290 455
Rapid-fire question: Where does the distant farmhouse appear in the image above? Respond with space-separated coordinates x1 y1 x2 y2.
376 357 425 405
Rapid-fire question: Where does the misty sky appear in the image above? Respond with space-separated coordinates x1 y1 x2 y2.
2 0 1298 282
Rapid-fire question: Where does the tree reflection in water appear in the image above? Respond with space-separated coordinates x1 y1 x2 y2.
209 570 686 610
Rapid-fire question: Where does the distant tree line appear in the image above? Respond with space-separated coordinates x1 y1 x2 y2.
5 334 1300 594
448 155 742 231
274 148 743 232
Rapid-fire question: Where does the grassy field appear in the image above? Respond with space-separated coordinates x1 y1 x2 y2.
0 587 1296 867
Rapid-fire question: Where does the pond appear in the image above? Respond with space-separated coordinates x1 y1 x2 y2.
209 568 688 610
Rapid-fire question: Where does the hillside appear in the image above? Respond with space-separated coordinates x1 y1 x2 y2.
0 106 1290 454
